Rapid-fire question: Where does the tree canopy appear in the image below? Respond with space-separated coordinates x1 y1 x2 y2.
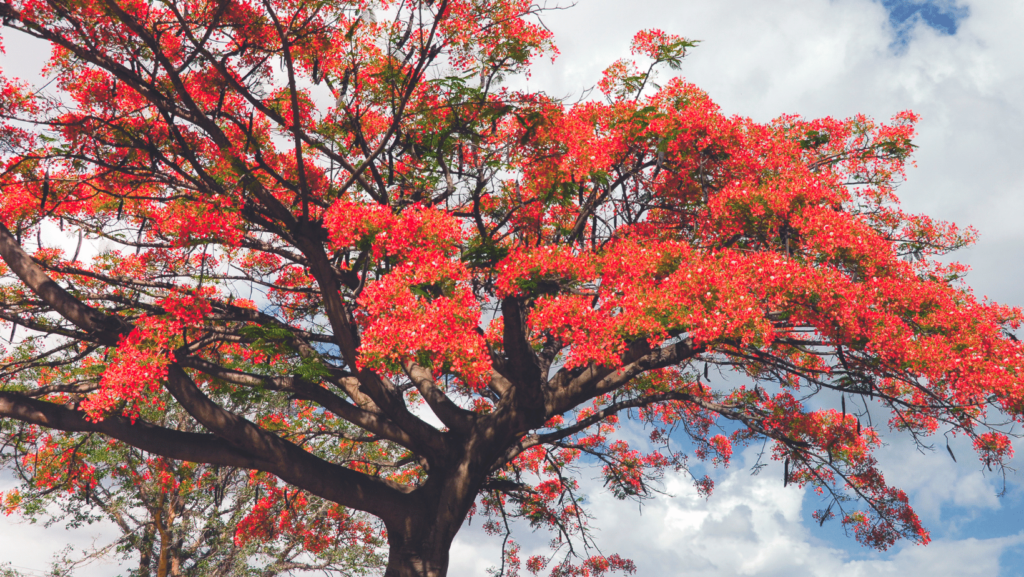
0 0 1021 575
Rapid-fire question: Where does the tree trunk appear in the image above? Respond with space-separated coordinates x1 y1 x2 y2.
156 493 170 577
383 538 452 577
380 479 468 577
381 430 512 577
137 524 156 577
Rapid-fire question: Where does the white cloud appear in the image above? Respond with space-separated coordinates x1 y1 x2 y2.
871 433 1003 524
0 475 124 577
1 30 49 82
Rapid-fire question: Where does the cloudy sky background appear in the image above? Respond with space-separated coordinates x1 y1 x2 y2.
3 0 1024 575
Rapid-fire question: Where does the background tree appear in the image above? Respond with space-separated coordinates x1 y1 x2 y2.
0 1 1021 576
0 404 386 577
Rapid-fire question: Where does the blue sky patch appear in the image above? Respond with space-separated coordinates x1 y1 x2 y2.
879 0 970 44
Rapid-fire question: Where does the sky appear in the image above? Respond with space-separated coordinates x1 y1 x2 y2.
2 0 1024 575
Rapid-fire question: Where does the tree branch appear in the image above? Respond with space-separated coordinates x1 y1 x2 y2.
0 391 270 469
162 364 415 521
176 355 423 453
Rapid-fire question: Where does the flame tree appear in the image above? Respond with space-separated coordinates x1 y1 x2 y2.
0 0 1021 575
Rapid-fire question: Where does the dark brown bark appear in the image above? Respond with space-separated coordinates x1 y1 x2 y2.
383 542 450 577
381 478 475 577
377 417 516 577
